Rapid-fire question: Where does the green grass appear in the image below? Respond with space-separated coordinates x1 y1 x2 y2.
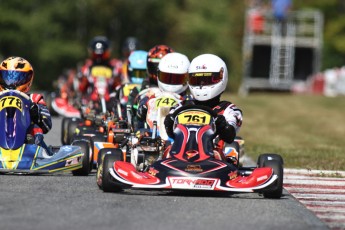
222 92 345 170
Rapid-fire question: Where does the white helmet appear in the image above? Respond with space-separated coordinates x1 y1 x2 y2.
158 52 190 94
188 54 228 101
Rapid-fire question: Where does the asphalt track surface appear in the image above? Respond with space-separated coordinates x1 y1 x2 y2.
0 117 329 230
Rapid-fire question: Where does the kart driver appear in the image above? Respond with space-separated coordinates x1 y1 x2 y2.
78 36 122 97
141 44 175 90
0 56 53 153
164 54 243 164
136 52 190 133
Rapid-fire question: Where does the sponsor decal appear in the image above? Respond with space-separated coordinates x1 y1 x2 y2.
196 64 207 70
61 146 72 151
185 165 203 172
186 150 199 160
118 168 128 176
168 64 178 69
65 157 79 166
169 177 217 189
257 175 268 182
148 167 159 176
228 171 238 180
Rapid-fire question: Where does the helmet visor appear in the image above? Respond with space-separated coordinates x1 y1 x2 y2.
0 70 32 89
158 72 188 85
188 72 222 86
129 69 147 79
147 59 160 75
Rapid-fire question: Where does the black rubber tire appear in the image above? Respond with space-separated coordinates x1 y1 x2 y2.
260 158 284 199
72 136 94 172
71 140 90 176
61 117 72 145
97 148 123 192
257 153 284 167
45 93 58 117
66 118 81 145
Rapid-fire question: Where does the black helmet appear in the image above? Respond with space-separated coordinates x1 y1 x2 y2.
88 36 111 63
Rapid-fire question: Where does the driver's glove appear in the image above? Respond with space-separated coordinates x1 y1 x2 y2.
215 115 236 143
164 114 175 138
30 103 40 124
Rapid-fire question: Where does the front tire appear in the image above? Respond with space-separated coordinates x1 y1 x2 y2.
66 118 81 144
72 140 90 176
96 148 123 192
257 153 284 166
258 154 284 199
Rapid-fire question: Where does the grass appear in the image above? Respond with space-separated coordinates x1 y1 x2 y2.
222 92 345 170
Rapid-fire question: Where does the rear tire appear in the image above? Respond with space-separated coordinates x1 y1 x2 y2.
97 148 123 192
72 140 90 176
258 155 284 199
61 117 71 145
45 92 58 117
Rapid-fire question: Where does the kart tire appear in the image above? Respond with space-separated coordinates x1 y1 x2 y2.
98 149 124 192
257 153 284 167
61 117 72 145
72 136 93 172
72 140 90 176
45 92 57 117
67 118 81 145
261 159 283 199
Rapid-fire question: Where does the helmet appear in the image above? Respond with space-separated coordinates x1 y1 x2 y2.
122 37 139 58
88 36 111 63
188 54 228 101
128 50 148 84
157 52 189 94
147 45 174 85
0 56 34 93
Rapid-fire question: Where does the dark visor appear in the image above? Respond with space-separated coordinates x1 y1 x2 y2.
130 69 147 79
0 70 32 89
158 72 188 85
147 61 159 75
188 72 222 86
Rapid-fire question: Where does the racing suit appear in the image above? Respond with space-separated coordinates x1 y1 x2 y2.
78 58 123 95
28 93 53 151
137 89 183 134
164 95 243 161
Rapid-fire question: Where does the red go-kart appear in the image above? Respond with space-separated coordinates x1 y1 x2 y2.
96 104 284 198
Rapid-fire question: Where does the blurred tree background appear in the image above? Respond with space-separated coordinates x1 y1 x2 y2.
0 0 344 92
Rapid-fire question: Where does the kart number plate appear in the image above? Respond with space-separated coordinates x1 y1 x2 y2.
0 96 22 112
177 110 211 125
91 66 112 78
155 97 177 108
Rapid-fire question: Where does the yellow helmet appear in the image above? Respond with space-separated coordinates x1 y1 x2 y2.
0 56 34 93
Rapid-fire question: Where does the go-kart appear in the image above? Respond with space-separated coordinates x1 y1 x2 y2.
66 110 110 174
68 101 166 175
0 90 86 175
96 104 284 198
